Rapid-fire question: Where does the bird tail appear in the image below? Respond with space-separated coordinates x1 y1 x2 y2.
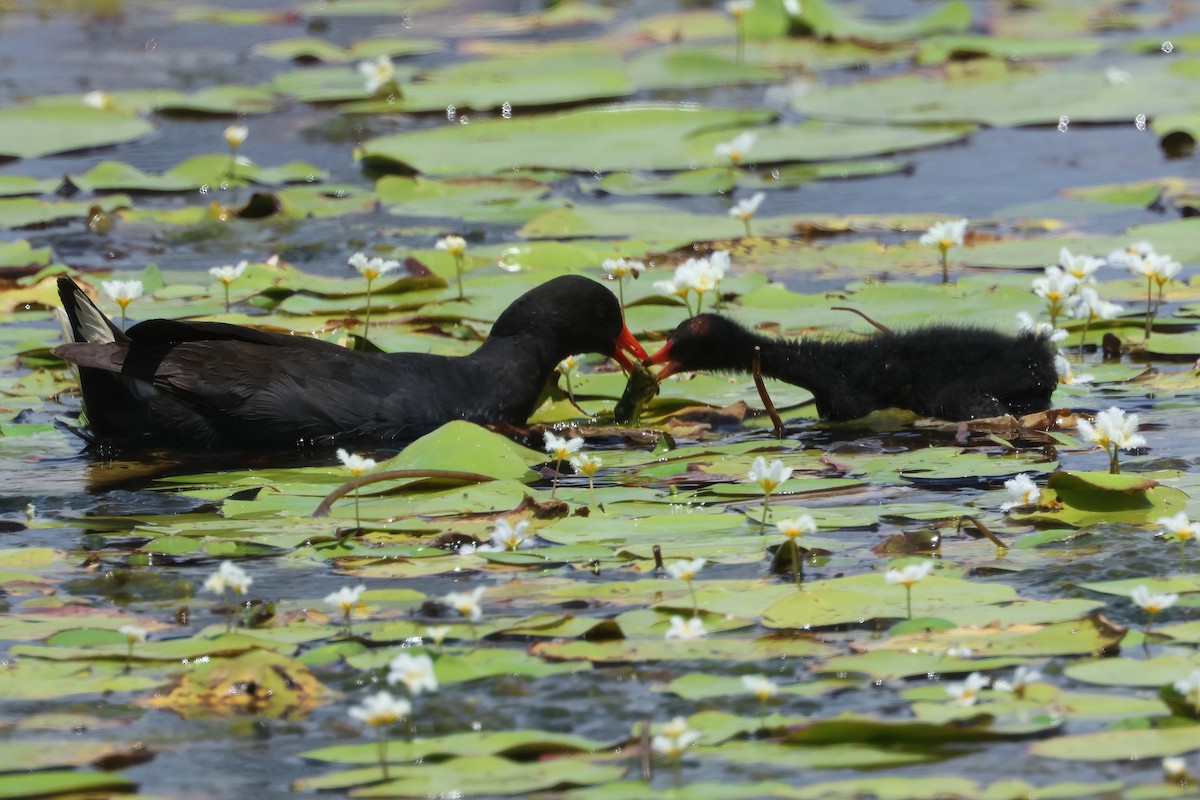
56 276 127 345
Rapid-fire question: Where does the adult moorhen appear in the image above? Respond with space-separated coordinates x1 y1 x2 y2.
54 275 647 449
646 313 1058 421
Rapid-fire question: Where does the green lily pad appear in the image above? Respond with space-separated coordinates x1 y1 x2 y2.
792 59 1200 127
1030 725 1200 761
0 771 135 799
253 36 440 63
0 106 153 159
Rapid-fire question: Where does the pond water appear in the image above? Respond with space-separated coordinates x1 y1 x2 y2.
4 0 1200 798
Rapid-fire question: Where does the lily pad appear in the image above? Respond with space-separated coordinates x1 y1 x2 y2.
0 106 153 159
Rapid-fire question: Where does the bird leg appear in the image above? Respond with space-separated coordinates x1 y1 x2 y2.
752 346 785 439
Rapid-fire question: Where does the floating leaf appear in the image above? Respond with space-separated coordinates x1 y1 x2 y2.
0 106 153 159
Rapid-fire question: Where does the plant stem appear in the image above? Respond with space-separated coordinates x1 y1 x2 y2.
1078 317 1091 356
223 284 231 313
551 458 561 499
759 495 770 532
617 278 624 309
1108 445 1120 475
940 248 949 284
688 580 697 617
363 277 374 341
905 586 913 620
354 486 362 528
454 255 464 301
1144 277 1154 341
378 730 389 780
789 539 802 586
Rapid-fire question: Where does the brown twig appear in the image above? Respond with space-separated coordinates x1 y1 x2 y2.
956 515 1007 551
830 306 893 334
312 469 497 517
752 346 785 439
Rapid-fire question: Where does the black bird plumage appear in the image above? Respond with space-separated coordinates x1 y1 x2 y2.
648 313 1059 422
53 275 645 450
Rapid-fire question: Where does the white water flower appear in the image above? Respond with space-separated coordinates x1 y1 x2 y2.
204 560 252 595
729 192 765 224
725 0 754 17
223 124 248 150
714 131 757 165
666 558 706 582
570 453 602 477
1131 584 1178 614
1109 241 1159 276
945 672 990 707
748 457 792 495
1058 247 1104 283
83 90 114 110
776 515 816 540
118 624 148 643
442 586 485 621
209 261 247 286
603 257 645 280
337 448 377 477
101 279 144 310
664 615 707 640
918 218 968 253
543 431 584 461
1069 286 1123 322
1173 669 1200 712
490 518 531 551
1163 755 1190 782
885 560 934 587
348 252 400 282
741 674 778 701
1147 252 1183 287
349 690 410 727
1001 474 1041 511
1159 512 1200 544
651 717 702 757
1054 353 1094 385
387 652 438 696
1031 266 1079 307
358 55 397 95
324 584 366 614
993 665 1042 696
435 235 467 257
1077 407 1145 452
424 625 451 645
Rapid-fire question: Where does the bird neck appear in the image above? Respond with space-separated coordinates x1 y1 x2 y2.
755 332 861 393
467 334 561 419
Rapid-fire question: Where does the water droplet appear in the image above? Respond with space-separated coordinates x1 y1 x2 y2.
219 181 229 190
1057 115 1070 132
1163 41 1174 53
459 115 469 125
305 174 315 182
501 101 512 119
334 190 346 198
446 105 456 122
1135 113 1147 131
770 169 780 180
144 39 157 52
401 13 413 29
199 185 209 195
386 94 396 104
